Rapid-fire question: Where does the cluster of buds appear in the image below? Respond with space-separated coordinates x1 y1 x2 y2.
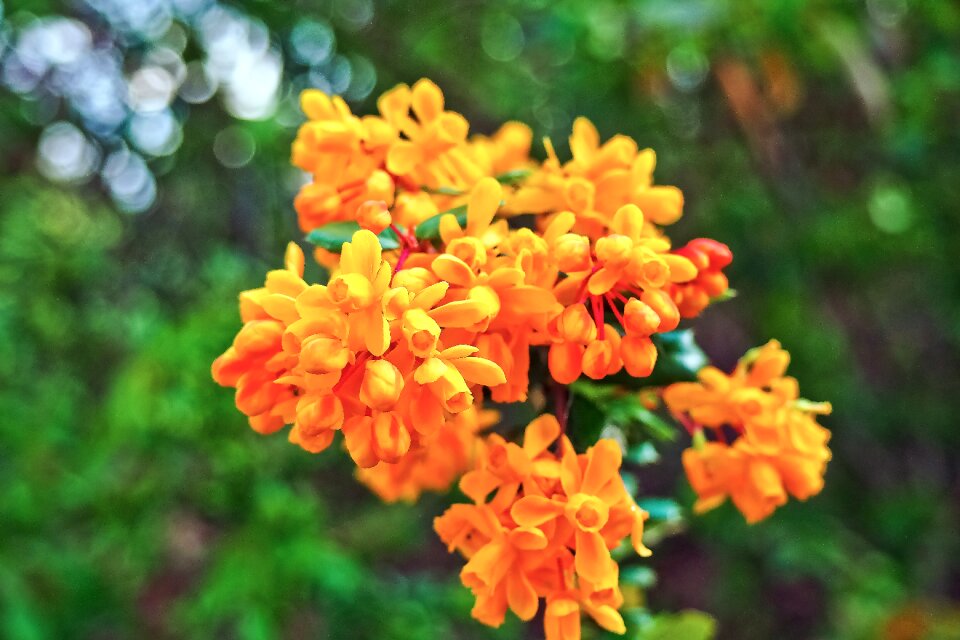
663 340 833 523
435 415 650 639
212 78 830 638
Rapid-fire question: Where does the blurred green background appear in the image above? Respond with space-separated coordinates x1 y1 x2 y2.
2 0 959 638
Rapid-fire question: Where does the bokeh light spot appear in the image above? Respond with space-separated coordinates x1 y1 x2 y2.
482 13 524 62
667 43 709 92
290 19 335 66
869 183 913 234
37 121 100 184
213 126 256 168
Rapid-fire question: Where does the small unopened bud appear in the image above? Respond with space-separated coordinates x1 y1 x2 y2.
621 335 658 377
357 200 392 235
300 336 350 374
371 412 412 463
554 233 592 272
551 305 597 343
622 299 660 337
640 289 680 333
360 359 404 411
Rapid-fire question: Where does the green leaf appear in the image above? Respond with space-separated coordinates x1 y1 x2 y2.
305 221 401 252
414 205 467 241
711 288 737 303
566 391 607 451
634 611 717 640
570 380 677 442
421 185 464 196
495 168 532 185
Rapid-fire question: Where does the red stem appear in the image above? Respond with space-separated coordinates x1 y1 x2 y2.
591 294 605 340
393 245 411 274
603 292 625 326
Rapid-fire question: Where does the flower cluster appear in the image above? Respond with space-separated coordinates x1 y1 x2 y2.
212 77 830 638
435 415 650 639
663 341 833 523
211 230 510 483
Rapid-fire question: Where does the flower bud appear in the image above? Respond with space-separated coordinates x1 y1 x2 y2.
554 234 592 272
391 267 438 293
595 234 633 267
432 369 474 414
640 289 680 333
551 305 597 343
621 335 657 377
548 341 584 384
357 200 392 234
296 394 344 437
622 299 660 337
360 359 404 411
234 320 283 356
300 336 350 374
371 412 412 463
582 329 622 380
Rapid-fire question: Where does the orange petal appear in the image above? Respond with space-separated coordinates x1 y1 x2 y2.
506 570 539 622
497 286 558 316
429 299 487 327
411 78 444 122
587 605 626 634
508 526 549 550
467 177 502 237
438 344 479 360
260 293 299 324
284 241 305 277
574 529 613 586
342 416 377 468
581 439 622 495
511 495 563 527
460 470 500 503
522 414 561 457
587 267 620 296
452 356 506 386
386 140 421 176
431 254 476 288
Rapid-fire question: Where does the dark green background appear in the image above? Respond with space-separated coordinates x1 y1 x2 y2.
2 1 958 638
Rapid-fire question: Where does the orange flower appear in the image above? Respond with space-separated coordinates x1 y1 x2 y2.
508 117 685 236
436 415 650 638
664 341 833 523
213 230 508 469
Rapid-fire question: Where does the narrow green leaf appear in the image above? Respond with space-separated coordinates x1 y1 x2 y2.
494 168 532 185
711 288 737 303
567 392 607 451
305 221 400 252
421 185 464 196
414 205 467 241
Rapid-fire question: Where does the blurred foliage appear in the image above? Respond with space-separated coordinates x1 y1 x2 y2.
2 0 960 639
